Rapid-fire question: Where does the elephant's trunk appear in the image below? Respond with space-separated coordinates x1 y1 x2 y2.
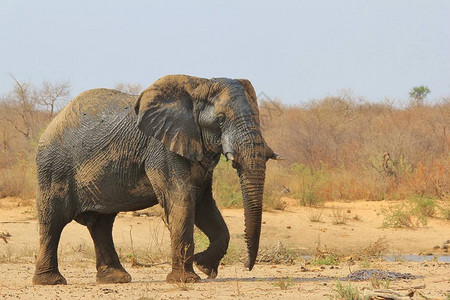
238 166 265 270
229 126 267 271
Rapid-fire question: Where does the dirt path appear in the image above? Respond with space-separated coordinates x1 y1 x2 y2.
0 198 449 299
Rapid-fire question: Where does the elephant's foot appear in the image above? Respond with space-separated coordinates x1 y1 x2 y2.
193 252 219 279
32 271 67 285
166 269 201 283
96 266 132 284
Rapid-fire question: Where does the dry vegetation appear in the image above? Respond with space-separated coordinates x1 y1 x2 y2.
216 93 450 210
1 79 449 210
0 77 70 198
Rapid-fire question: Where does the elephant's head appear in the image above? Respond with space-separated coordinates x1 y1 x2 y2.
134 74 282 270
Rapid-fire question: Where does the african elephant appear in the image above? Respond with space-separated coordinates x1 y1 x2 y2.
32 75 282 285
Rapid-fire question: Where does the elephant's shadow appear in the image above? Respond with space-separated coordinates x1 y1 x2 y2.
208 276 334 283
130 276 334 284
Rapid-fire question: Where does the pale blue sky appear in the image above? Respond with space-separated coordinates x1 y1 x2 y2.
1 0 449 104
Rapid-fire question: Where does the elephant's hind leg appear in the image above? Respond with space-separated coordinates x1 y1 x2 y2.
194 182 230 279
33 221 68 285
85 213 131 284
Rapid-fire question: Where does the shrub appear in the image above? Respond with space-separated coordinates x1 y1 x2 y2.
412 196 437 217
307 209 324 222
313 254 337 265
382 201 428 228
0 154 37 199
290 164 330 206
439 204 450 220
263 191 287 210
331 207 349 225
273 277 294 290
330 281 362 300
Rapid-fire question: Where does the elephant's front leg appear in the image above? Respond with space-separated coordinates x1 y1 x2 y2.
194 180 230 279
165 200 201 283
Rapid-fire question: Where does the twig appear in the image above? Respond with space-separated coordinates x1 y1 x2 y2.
235 267 241 297
363 289 410 300
0 222 30 224
129 225 135 257
130 257 169 267
394 285 426 291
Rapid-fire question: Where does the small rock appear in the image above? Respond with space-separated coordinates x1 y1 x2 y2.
287 226 291 229
433 245 440 250
407 288 415 297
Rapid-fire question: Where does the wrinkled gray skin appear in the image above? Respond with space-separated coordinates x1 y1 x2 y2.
33 75 279 285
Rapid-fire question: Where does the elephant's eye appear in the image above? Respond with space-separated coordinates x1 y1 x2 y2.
217 114 226 125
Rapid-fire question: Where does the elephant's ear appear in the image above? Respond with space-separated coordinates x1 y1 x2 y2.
237 79 260 125
134 83 203 161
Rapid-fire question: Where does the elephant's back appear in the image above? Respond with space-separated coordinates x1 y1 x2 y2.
39 89 138 147
36 89 154 212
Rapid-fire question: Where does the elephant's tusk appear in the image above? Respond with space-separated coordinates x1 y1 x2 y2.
271 153 285 161
225 152 235 161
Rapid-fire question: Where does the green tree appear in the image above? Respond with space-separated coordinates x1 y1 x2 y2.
409 85 431 106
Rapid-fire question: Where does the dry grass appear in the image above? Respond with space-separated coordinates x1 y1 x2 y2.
272 277 294 290
307 208 324 222
351 238 389 261
1 81 449 209
380 197 440 229
257 241 298 264
331 207 349 225
263 193 287 211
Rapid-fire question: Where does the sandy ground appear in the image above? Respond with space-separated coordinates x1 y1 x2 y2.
0 197 449 299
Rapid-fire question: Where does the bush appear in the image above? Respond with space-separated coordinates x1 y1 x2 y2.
312 254 337 265
330 281 362 300
263 191 287 210
331 207 349 225
382 199 429 228
289 164 330 206
439 203 450 220
307 209 324 222
0 153 37 199
413 196 437 217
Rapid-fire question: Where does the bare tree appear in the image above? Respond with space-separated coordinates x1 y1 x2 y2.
34 80 71 117
4 75 36 140
114 82 143 95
